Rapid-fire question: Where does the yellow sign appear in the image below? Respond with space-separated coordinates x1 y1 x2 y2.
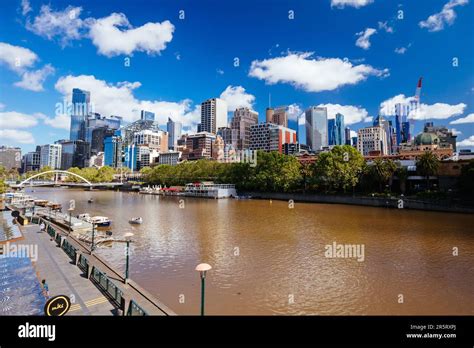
44 295 71 316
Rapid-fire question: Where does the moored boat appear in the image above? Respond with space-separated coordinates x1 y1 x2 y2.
90 216 112 227
129 217 143 224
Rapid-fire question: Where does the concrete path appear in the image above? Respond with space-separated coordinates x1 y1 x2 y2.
19 224 116 315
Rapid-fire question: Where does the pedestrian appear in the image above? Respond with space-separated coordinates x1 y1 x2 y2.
41 279 50 299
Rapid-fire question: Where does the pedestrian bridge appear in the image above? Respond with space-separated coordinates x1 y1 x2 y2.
7 170 124 189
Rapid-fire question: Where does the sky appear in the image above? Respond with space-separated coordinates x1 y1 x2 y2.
0 0 473 153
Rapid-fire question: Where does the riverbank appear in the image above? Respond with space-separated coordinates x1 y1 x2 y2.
243 191 474 214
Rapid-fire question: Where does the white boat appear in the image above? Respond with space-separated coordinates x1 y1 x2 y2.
129 217 143 224
77 213 91 222
90 216 112 227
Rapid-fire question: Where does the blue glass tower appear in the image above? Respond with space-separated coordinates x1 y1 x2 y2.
69 88 90 141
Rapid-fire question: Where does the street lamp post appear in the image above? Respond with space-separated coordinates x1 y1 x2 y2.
124 233 134 283
195 263 212 316
68 207 74 234
91 222 95 253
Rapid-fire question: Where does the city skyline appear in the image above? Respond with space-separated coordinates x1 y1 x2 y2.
0 0 473 153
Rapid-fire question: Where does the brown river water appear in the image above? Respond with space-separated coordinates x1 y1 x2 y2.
28 187 474 315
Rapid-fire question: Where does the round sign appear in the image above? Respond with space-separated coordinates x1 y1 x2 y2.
44 295 71 316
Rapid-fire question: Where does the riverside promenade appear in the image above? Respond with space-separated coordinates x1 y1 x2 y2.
19 224 116 315
9 205 175 316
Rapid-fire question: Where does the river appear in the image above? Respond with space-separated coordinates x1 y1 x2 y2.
27 187 474 315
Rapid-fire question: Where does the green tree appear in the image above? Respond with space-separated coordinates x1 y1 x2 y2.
369 158 397 192
313 145 365 193
458 159 474 198
395 166 409 194
417 151 439 190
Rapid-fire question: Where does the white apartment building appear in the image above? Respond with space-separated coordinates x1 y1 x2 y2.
133 129 168 152
40 144 62 169
357 126 388 156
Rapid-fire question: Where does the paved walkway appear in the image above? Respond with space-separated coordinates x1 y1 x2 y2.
19 224 116 315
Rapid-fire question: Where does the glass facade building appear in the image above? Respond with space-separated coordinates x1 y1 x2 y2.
305 106 328 151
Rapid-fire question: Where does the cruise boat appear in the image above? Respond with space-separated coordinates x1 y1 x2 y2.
90 216 112 227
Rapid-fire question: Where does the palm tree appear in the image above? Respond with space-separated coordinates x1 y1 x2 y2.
395 166 409 194
370 158 397 192
417 151 440 191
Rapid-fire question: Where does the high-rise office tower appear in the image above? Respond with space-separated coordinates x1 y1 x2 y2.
85 113 122 145
104 130 123 168
272 107 288 127
328 119 336 146
70 88 90 141
395 103 409 146
345 127 351 146
200 98 228 134
167 117 182 150
39 144 62 169
230 107 259 150
305 106 328 151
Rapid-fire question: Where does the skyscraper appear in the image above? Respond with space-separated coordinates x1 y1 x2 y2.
85 113 122 145
39 144 62 169
395 103 409 146
230 107 259 150
104 130 123 168
200 98 228 134
305 106 328 151
70 88 90 141
345 127 351 146
328 119 336 146
272 107 288 127
167 117 182 150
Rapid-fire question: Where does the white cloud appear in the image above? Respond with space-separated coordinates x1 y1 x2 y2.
378 21 394 33
411 103 466 120
419 0 469 32
0 129 35 144
288 104 302 121
355 28 377 50
331 0 374 8
450 128 462 135
88 13 174 57
26 5 86 46
14 64 55 91
219 85 255 111
450 113 474 124
54 74 200 128
25 5 175 57
43 113 70 130
457 135 474 147
317 103 369 125
0 111 44 128
249 52 388 93
21 0 32 16
379 94 466 120
0 42 38 72
350 130 358 138
395 47 407 54
0 103 5 110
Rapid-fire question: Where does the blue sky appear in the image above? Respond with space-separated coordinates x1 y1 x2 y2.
0 0 473 153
